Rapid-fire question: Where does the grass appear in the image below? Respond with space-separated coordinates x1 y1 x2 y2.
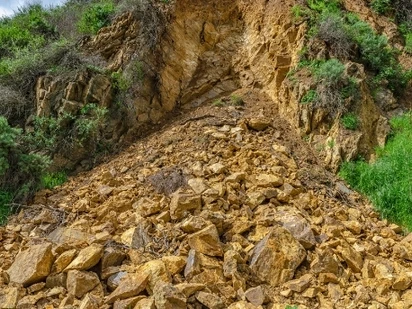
41 171 68 189
341 113 359 130
339 113 412 229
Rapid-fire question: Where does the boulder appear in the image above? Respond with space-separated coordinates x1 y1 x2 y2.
67 270 100 299
170 192 202 220
249 226 306 286
7 243 54 287
188 225 223 257
64 244 104 271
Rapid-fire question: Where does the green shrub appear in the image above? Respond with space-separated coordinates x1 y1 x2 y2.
230 94 244 106
41 171 67 189
301 90 318 104
371 0 392 15
77 1 115 34
0 116 51 203
341 113 359 130
405 32 412 54
313 58 345 84
339 113 412 229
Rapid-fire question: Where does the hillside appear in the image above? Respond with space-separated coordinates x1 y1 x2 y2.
0 0 412 308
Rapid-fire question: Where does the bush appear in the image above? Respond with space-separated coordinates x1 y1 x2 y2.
371 0 392 15
316 14 352 59
301 89 318 104
313 58 345 84
405 32 412 54
41 171 68 189
339 113 412 229
341 113 359 130
77 0 115 35
0 116 51 203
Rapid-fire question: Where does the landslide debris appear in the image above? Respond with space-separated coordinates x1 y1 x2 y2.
0 91 411 309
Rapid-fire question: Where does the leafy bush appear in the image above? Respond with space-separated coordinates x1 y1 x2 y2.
371 0 392 15
405 32 412 54
316 14 352 59
301 89 318 104
339 113 412 229
41 171 68 189
313 58 345 84
0 116 51 204
77 0 115 34
341 113 359 130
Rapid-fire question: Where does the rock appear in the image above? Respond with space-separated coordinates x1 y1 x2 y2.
248 118 271 131
52 249 77 273
311 249 340 275
209 163 227 174
107 272 127 291
105 272 149 304
188 178 209 194
101 247 126 270
48 227 95 245
175 283 205 297
133 198 162 217
227 301 260 309
285 274 312 292
113 296 145 309
244 286 266 306
184 249 202 279
249 226 306 286
65 243 104 271
16 292 46 309
134 298 156 309
161 256 186 275
180 216 209 233
45 273 67 288
255 174 283 187
27 282 45 294
246 191 266 210
154 282 186 309
337 242 363 273
196 291 225 309
275 212 316 249
169 192 202 220
79 293 100 309
393 273 412 290
225 172 246 183
139 260 171 293
67 270 100 299
188 225 223 257
0 287 24 308
7 243 54 287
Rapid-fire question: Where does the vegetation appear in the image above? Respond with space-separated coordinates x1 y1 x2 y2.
290 0 412 118
341 113 359 130
339 113 412 229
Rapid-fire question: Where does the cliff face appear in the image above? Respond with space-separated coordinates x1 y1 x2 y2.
35 0 411 171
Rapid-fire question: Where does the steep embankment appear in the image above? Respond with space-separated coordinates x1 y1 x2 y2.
1 92 412 308
1 0 412 308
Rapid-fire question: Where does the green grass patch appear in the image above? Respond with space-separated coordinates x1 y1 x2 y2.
41 171 68 189
341 113 359 130
339 113 412 229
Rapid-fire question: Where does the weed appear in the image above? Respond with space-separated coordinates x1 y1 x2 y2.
230 94 244 106
41 171 68 189
371 0 392 15
213 99 225 107
301 90 318 104
341 113 359 130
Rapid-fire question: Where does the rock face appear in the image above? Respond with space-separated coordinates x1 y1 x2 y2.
249 226 306 286
7 243 54 287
